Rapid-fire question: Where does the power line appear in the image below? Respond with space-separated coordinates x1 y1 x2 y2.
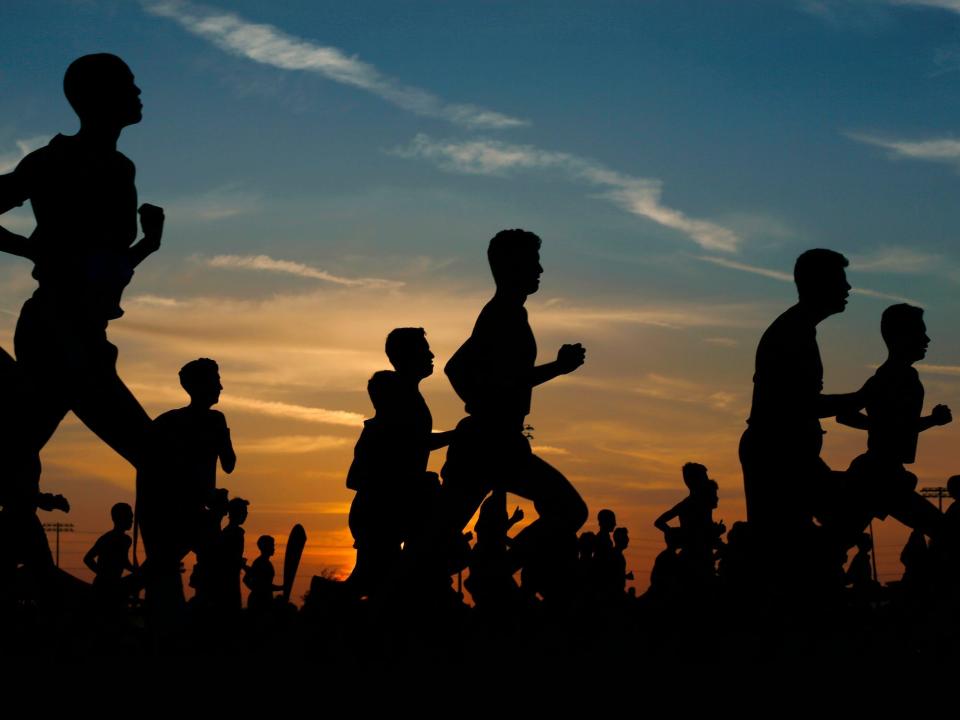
42 522 74 568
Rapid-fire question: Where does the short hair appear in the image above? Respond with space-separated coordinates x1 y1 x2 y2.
880 304 924 346
948 475 960 499
793 249 849 293
63 53 131 117
228 497 249 515
257 535 275 553
111 502 132 524
179 358 219 394
487 229 541 281
598 508 616 528
385 327 426 367
682 462 708 489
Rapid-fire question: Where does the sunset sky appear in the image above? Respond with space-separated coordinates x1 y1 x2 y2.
5 0 960 600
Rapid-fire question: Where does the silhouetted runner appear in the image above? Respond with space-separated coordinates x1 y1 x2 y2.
345 328 455 597
137 359 235 610
245 535 282 612
215 497 248 613
740 250 865 541
654 463 725 583
594 508 616 562
441 229 588 596
84 502 135 612
0 55 163 486
838 304 951 538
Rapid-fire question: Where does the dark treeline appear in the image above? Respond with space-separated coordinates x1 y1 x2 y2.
2 55 960 661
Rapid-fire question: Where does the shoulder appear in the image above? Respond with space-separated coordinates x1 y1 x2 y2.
872 363 919 391
7 137 58 183
153 407 190 426
474 298 525 333
762 306 811 343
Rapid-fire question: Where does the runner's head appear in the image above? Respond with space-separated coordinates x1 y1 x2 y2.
111 502 133 531
488 229 543 296
64 54 142 128
179 358 222 408
257 535 275 557
385 327 433 379
794 249 850 317
880 303 928 362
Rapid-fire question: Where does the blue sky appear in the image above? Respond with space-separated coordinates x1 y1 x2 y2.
4 0 960 590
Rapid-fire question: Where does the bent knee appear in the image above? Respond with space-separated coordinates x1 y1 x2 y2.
569 495 588 531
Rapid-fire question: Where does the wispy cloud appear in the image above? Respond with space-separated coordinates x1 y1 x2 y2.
800 1 895 29
165 184 262 221
128 381 365 426
240 435 350 454
535 302 758 330
699 255 921 304
142 0 525 130
394 134 741 252
891 0 960 13
699 255 792 282
255 501 351 516
632 372 741 412
531 445 570 456
128 294 181 307
205 254 404 288
221 393 364 427
916 363 960 376
849 286 921 303
0 136 46 173
129 375 364 427
850 247 943 274
704 337 739 347
848 132 960 165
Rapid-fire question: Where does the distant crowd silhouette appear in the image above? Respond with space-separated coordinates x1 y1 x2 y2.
2 54 960 659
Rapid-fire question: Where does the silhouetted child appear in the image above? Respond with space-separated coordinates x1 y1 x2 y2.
576 530 597 589
608 526 633 599
214 497 248 613
346 327 455 597
595 509 616 558
839 304 951 538
465 490 524 611
654 463 725 581
245 535 282 612
84 502 135 611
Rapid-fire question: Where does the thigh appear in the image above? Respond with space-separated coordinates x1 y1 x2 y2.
505 453 587 530
71 357 150 467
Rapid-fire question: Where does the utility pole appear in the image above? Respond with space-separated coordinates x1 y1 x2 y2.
921 486 949 512
42 522 74 568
